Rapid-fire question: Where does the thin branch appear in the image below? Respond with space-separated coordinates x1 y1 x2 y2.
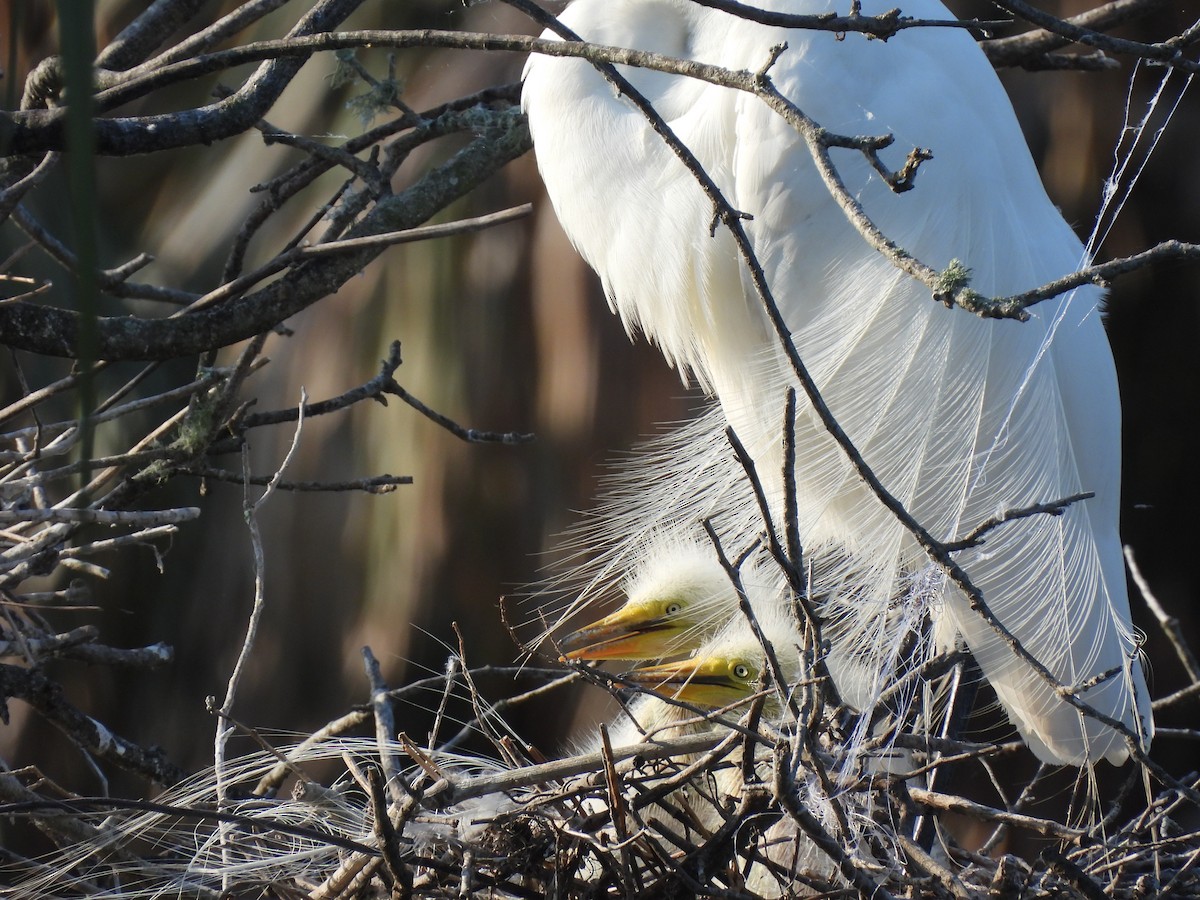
980 241 1200 319
422 728 737 810
55 641 174 668
0 625 98 660
182 467 410 493
982 0 1164 69
943 492 1094 552
362 647 402 806
910 786 1090 842
0 507 199 526
0 152 58 224
0 663 186 785
383 380 534 445
990 0 1199 74
1126 545 1200 683
294 203 532 258
682 0 989 37
213 389 308 836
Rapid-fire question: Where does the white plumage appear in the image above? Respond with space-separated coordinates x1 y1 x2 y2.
523 0 1152 765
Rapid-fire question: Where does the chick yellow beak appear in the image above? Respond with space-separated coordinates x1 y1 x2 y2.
620 654 758 709
557 604 690 661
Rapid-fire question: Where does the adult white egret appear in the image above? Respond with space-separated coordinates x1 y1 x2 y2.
523 0 1153 765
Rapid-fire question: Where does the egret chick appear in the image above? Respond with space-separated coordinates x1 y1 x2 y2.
621 610 800 718
618 607 866 892
588 600 805 836
557 537 783 661
563 548 796 837
554 535 933 730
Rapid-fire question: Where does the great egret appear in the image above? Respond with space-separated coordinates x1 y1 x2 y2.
522 0 1152 765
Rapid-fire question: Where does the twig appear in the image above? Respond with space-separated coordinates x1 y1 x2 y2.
982 0 1161 68
0 663 186 785
1126 545 1200 682
990 0 1199 74
772 741 894 899
295 203 532 257
0 625 98 660
908 786 1087 842
57 524 183 559
55 640 173 668
367 765 409 890
0 507 199 526
701 522 805 721
182 467 410 493
896 834 974 899
384 380 534 446
943 492 1094 552
237 340 407 428
212 388 307 890
1153 680 1200 712
423 728 738 809
188 205 531 313
363 646 402 806
0 365 231 454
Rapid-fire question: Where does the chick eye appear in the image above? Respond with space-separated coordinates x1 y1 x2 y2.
733 663 751 680
665 602 682 616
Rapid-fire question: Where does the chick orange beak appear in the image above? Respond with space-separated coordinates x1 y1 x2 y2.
620 655 756 709
557 605 688 661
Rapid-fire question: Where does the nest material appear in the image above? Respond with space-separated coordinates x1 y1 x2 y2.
3 688 1198 900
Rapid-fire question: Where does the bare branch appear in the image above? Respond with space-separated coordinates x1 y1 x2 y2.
943 492 1094 552
0 663 187 785
982 0 1165 69
1126 545 1200 683
990 0 1199 74
0 105 531 360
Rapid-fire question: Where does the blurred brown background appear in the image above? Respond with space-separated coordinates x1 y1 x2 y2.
0 0 1195 804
